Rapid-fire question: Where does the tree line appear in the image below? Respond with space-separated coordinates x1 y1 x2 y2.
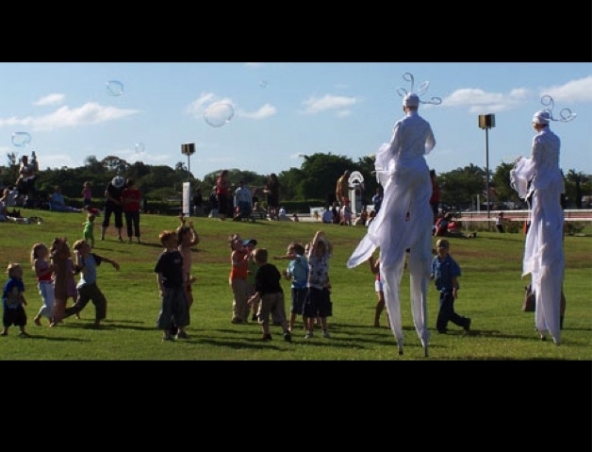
2 151 591 211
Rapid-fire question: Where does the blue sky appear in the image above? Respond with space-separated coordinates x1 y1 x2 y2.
0 62 590 181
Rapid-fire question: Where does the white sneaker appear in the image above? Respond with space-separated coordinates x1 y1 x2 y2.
304 331 314 339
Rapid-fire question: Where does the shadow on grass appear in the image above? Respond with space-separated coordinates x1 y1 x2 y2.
13 334 87 342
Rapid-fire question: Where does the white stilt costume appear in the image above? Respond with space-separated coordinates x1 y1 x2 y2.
510 96 576 345
347 73 441 356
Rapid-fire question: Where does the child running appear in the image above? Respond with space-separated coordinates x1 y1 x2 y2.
431 238 471 334
31 243 55 326
62 239 120 328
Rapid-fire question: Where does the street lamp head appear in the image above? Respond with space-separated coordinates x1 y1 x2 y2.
478 114 495 129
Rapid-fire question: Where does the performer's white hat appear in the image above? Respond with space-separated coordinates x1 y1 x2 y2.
532 110 551 125
402 93 420 107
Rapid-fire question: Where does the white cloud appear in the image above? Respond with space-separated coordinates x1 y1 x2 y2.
0 102 139 132
540 75 592 104
336 110 351 118
300 94 360 115
186 92 217 117
441 88 530 114
245 63 263 68
238 103 277 120
34 93 65 106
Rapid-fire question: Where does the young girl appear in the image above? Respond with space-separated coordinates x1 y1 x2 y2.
82 181 92 209
303 230 333 339
176 216 199 311
229 233 249 324
31 243 55 326
65 255 80 319
49 237 71 327
167 216 199 338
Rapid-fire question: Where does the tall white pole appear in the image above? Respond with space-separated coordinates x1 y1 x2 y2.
486 128 490 219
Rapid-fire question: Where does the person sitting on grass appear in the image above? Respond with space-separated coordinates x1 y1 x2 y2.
49 186 82 213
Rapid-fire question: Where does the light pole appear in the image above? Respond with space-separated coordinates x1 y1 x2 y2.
181 143 195 174
478 114 495 218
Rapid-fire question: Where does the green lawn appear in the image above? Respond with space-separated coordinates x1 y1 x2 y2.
1 209 591 360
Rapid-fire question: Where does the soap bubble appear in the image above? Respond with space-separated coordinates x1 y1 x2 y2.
11 131 31 147
259 80 269 88
204 102 234 128
106 80 124 96
134 142 145 153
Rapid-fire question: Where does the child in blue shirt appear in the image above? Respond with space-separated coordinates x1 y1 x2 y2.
275 242 308 332
431 239 471 334
2 263 29 336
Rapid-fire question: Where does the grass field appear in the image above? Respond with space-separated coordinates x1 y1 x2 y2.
1 208 591 360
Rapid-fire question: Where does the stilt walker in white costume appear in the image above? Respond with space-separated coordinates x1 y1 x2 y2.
347 73 441 357
510 95 576 345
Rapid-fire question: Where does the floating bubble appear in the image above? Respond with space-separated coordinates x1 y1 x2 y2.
134 142 145 153
259 80 268 88
11 131 32 147
106 80 125 97
204 102 234 128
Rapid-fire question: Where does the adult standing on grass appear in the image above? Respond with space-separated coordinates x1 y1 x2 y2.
510 97 575 345
101 176 126 241
16 152 38 207
429 169 441 223
121 178 142 243
216 170 232 220
335 170 350 209
347 73 440 357
263 173 280 221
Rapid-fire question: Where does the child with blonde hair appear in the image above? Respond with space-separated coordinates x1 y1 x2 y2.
167 216 200 337
82 181 92 209
2 263 29 336
229 233 250 324
82 212 96 249
31 243 55 326
303 231 333 339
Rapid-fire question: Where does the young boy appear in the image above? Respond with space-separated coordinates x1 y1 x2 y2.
274 242 308 332
431 239 471 334
62 239 120 328
2 263 29 336
247 248 291 342
155 230 190 341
